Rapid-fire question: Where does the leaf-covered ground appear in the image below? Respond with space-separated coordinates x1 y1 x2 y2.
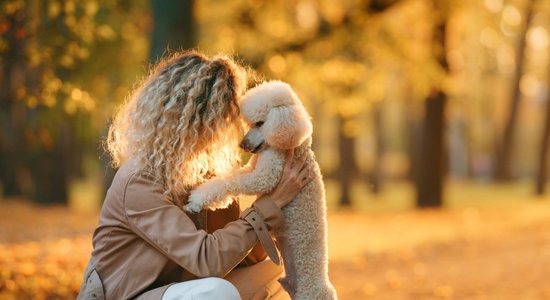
327 205 550 299
0 197 549 300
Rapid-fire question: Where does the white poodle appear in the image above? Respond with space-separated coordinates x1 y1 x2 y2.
184 81 337 300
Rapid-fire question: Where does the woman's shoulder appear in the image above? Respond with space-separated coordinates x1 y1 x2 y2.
110 159 157 194
107 159 169 210
99 160 145 224
111 159 139 187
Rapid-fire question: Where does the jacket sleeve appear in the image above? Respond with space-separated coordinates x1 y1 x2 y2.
240 241 268 266
237 196 285 266
123 173 284 278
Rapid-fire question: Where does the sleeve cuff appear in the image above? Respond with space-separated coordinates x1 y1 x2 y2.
251 196 284 232
239 204 281 265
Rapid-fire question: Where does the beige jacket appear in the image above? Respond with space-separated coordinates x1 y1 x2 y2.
77 160 284 300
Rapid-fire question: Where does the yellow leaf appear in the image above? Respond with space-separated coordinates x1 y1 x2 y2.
96 25 116 41
48 1 60 19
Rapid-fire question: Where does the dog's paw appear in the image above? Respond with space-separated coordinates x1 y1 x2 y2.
183 192 206 213
184 183 225 212
183 203 203 213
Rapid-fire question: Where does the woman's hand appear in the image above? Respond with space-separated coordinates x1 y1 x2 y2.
268 150 313 209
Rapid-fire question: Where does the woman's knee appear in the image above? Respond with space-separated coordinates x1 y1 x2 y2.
163 278 240 300
204 278 241 300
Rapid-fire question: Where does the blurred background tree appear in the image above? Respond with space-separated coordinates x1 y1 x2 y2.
149 0 195 63
1 0 550 209
494 0 537 181
0 0 150 204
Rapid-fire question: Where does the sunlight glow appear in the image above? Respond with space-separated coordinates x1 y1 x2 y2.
520 73 540 98
71 88 82 100
320 2 344 25
502 5 521 26
296 1 318 31
484 0 503 13
479 27 498 48
527 26 549 50
268 55 287 74
500 20 516 37
496 45 515 74
447 50 464 71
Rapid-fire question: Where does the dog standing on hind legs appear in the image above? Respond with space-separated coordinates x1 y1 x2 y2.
184 81 338 299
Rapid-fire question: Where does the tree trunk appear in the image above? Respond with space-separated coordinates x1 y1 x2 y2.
149 0 196 63
0 103 26 197
404 84 423 184
407 117 423 184
415 18 449 208
417 93 447 207
31 147 68 204
0 12 28 198
535 85 550 195
338 116 356 206
369 102 384 194
494 0 536 181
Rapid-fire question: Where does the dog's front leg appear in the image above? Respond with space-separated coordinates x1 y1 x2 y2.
183 156 258 212
226 148 285 196
184 150 283 212
184 176 233 212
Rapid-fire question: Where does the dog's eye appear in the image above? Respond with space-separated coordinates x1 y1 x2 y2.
255 121 264 127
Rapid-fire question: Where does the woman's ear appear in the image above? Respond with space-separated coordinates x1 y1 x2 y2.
262 105 312 149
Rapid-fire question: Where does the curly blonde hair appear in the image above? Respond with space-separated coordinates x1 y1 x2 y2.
106 51 246 199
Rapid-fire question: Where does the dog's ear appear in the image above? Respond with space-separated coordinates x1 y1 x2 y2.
262 104 312 149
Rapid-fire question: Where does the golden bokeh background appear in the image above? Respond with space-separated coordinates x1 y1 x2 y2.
1 0 550 299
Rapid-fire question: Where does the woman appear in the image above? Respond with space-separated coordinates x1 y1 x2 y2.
78 51 312 300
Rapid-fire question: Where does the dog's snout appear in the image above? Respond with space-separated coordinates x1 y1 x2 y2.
240 128 265 153
240 139 255 152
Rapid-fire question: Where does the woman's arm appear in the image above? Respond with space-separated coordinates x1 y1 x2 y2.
123 150 313 277
123 173 284 278
206 201 269 266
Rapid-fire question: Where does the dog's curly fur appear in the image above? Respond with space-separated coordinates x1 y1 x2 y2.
184 81 337 299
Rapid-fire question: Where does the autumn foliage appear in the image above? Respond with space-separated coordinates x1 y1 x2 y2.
2 0 550 298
